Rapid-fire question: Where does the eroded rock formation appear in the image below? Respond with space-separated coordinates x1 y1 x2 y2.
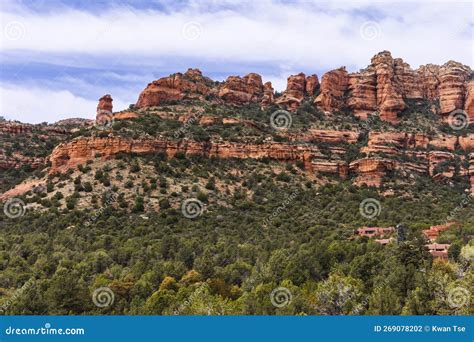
0 154 44 170
46 130 473 191
349 158 395 187
315 51 472 123
464 80 474 122
261 81 275 107
136 69 213 107
218 73 264 105
96 94 113 124
48 136 322 174
275 73 308 110
314 67 348 112
438 62 471 116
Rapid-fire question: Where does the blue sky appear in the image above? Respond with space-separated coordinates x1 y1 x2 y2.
0 0 472 123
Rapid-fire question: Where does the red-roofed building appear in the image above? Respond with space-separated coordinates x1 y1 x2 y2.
356 227 395 238
426 243 450 260
422 222 455 242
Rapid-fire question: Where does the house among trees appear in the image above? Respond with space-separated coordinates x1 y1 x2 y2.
356 227 395 238
426 243 450 260
422 222 455 242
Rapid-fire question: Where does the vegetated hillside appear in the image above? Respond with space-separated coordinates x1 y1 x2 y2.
0 118 92 193
0 153 472 315
0 50 473 315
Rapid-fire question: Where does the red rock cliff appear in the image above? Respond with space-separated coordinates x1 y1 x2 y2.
315 51 472 123
136 69 213 107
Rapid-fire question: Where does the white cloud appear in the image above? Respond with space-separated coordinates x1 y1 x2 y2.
0 0 472 123
0 84 129 124
0 0 471 70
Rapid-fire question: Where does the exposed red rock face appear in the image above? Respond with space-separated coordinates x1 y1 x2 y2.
314 51 472 123
134 52 471 120
464 80 474 122
346 51 406 123
0 120 84 172
218 73 264 105
199 116 221 126
305 74 319 95
97 94 113 113
261 81 274 107
349 158 395 187
347 70 377 120
96 94 113 124
314 67 349 112
113 111 139 120
459 135 474 151
428 151 455 177
136 69 212 107
393 58 422 99
363 131 474 155
428 135 458 151
362 132 406 156
416 64 441 101
275 73 307 110
0 154 44 170
288 129 359 144
438 62 471 116
311 159 348 178
48 136 323 174
0 179 45 201
372 52 406 123
0 122 32 134
55 118 93 127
